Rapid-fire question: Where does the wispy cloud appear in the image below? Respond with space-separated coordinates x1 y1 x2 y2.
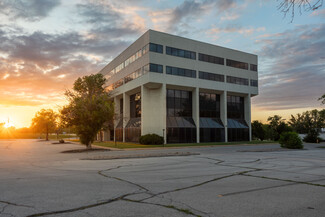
253 24 325 110
0 0 61 21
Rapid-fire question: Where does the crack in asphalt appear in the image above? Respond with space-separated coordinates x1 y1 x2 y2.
122 198 202 217
26 193 131 217
241 173 325 188
0 200 34 208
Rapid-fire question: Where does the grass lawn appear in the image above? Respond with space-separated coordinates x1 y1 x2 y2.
94 140 277 149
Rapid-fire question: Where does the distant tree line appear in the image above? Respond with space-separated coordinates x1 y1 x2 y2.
252 108 325 143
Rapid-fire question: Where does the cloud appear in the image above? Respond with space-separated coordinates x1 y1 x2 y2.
252 24 325 110
0 24 132 107
207 25 265 39
0 0 61 21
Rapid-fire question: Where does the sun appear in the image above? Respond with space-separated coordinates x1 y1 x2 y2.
4 122 14 128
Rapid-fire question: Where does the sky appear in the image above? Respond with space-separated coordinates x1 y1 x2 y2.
0 0 324 128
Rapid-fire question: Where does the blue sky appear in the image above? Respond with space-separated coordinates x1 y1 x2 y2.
0 0 324 127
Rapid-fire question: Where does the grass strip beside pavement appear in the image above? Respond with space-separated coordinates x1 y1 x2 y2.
94 140 277 149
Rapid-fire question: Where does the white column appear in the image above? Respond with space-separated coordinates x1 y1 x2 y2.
162 83 167 144
220 91 228 142
123 93 130 142
245 93 252 141
192 87 200 143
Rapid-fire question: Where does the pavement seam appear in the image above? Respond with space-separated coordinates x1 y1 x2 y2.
240 173 325 187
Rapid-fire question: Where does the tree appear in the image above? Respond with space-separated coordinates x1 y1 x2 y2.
278 0 323 21
289 109 325 142
31 109 58 140
267 115 291 140
60 74 114 149
252 120 266 141
318 94 325 105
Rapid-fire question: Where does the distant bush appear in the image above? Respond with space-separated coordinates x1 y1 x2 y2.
303 129 321 143
279 132 303 149
139 134 164 145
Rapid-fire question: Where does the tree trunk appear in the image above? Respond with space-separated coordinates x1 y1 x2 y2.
46 127 49 141
86 142 92 149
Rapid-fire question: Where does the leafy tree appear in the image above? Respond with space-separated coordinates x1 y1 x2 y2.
31 109 58 140
319 94 325 105
252 120 266 141
278 0 323 21
289 109 325 142
267 115 291 140
60 74 114 149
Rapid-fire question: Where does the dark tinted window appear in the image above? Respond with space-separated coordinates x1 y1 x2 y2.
166 66 196 78
199 71 224 82
250 64 257 71
250 79 258 87
198 53 224 65
166 46 196 60
227 95 244 119
226 76 249 86
149 43 163 53
167 89 192 117
150 63 163 73
130 93 141 118
199 93 220 118
226 59 248 70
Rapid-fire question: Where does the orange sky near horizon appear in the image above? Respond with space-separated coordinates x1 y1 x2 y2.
0 103 323 129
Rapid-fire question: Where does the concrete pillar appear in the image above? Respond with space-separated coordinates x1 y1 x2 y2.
123 93 130 142
141 84 166 143
192 87 200 143
245 93 252 141
113 97 118 142
162 83 167 144
220 91 228 142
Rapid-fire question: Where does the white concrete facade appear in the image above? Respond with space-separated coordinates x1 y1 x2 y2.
99 30 258 143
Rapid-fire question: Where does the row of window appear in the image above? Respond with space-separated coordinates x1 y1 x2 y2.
105 43 150 80
198 53 224 65
226 59 248 70
199 71 224 82
226 76 249 86
105 43 257 82
166 66 196 78
166 46 196 60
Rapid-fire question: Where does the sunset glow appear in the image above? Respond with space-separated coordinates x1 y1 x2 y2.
0 1 324 128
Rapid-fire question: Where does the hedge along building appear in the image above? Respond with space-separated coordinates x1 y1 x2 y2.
99 30 258 143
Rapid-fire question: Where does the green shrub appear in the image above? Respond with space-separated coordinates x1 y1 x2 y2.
139 134 164 145
303 129 321 143
279 132 303 149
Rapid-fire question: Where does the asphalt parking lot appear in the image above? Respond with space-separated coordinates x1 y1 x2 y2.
0 139 325 217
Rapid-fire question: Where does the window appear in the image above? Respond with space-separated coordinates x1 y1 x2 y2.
250 64 257 71
199 93 220 118
166 66 196 78
166 46 196 60
250 79 258 87
226 59 248 70
130 93 141 118
198 53 224 65
199 71 224 82
149 63 163 73
167 89 196 143
149 43 163 53
226 76 249 86
227 95 244 119
167 89 192 117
